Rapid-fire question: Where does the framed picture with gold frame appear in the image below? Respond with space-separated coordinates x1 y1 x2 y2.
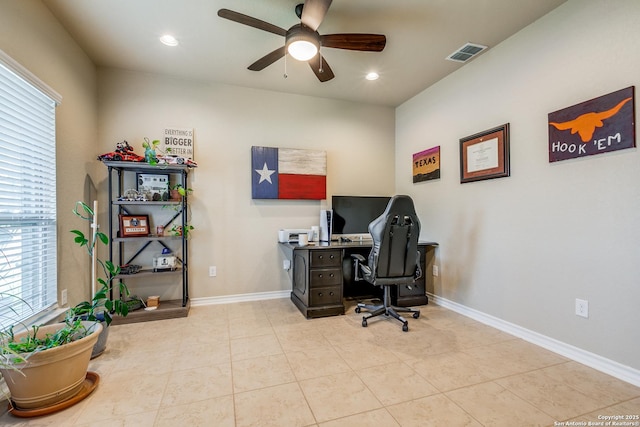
460 123 510 183
119 214 150 237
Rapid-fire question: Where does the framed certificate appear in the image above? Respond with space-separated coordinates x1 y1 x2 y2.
460 123 510 183
119 214 150 237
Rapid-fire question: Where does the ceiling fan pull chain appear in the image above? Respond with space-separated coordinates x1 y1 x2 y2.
284 53 288 79
319 49 324 73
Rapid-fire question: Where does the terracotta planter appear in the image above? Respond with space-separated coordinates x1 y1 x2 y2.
169 189 181 201
0 321 102 409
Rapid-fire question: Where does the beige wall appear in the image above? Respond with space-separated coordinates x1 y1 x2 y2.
96 69 395 300
396 0 640 371
0 0 98 306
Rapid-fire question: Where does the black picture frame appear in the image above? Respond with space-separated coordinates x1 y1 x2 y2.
460 123 510 183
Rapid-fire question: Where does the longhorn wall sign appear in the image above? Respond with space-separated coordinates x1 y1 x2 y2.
548 86 635 162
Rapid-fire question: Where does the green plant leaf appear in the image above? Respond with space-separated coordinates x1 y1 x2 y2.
97 232 109 245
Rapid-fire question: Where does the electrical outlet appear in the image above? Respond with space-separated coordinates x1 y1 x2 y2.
432 265 439 276
575 298 589 318
209 266 217 277
61 289 67 305
283 260 291 270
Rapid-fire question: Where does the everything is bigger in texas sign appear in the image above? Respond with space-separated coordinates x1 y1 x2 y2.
548 86 635 162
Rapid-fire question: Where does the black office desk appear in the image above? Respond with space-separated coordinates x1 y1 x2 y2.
280 240 438 318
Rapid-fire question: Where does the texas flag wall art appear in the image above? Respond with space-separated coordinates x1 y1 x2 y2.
251 146 327 200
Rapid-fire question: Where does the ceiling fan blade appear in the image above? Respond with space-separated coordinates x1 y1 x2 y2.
301 0 332 31
218 9 287 37
308 54 335 82
248 46 287 71
321 34 386 52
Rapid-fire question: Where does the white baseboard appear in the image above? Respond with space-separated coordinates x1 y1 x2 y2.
428 293 640 387
190 290 289 307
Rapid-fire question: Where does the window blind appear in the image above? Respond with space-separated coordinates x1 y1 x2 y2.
0 58 58 328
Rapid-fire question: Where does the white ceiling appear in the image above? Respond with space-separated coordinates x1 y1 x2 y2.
43 0 567 107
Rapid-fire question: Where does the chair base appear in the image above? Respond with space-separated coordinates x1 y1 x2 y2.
355 286 420 332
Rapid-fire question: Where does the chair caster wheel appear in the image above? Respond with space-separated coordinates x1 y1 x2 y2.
402 323 408 332
413 312 420 319
355 307 361 314
362 317 368 327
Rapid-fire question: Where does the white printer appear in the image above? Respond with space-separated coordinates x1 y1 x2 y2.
278 229 311 243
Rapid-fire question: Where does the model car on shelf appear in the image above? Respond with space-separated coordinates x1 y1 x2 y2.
98 140 145 162
156 155 198 168
119 264 142 275
117 189 148 202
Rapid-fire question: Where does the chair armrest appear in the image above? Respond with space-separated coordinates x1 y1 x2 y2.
350 254 366 262
350 253 369 281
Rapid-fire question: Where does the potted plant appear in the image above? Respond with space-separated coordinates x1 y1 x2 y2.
166 185 194 237
141 137 173 165
70 201 130 357
169 183 192 201
0 316 102 410
169 223 195 238
0 201 131 412
141 137 161 164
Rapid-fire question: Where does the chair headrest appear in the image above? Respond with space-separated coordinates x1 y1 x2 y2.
369 195 420 236
383 195 417 218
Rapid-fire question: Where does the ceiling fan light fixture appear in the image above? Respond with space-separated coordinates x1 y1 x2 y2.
286 24 319 61
288 40 318 61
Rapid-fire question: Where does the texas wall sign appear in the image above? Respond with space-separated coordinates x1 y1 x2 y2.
548 86 635 162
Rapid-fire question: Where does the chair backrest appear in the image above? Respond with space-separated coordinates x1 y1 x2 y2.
368 195 421 280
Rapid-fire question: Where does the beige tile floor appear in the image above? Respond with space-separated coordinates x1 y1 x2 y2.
1 299 639 426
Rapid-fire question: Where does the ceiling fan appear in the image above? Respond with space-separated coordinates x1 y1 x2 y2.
217 0 386 82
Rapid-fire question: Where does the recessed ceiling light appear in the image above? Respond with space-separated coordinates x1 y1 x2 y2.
159 35 179 47
365 72 379 81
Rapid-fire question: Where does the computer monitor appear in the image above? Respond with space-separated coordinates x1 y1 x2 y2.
331 195 391 240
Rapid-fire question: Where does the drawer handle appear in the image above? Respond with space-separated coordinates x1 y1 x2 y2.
318 274 323 278
318 292 323 297
329 273 334 278
318 255 323 259
329 292 334 296
329 254 335 259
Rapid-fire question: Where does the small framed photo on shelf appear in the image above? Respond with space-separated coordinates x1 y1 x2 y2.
460 123 510 184
119 214 150 237
137 173 169 201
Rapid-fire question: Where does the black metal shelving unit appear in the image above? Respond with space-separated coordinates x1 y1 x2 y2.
103 161 191 323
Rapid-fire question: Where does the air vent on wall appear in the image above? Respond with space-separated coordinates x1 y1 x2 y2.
446 42 488 63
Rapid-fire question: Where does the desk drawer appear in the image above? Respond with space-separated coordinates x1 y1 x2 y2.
310 268 342 287
310 286 342 306
311 250 341 268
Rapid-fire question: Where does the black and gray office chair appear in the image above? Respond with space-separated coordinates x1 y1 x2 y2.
351 195 422 332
